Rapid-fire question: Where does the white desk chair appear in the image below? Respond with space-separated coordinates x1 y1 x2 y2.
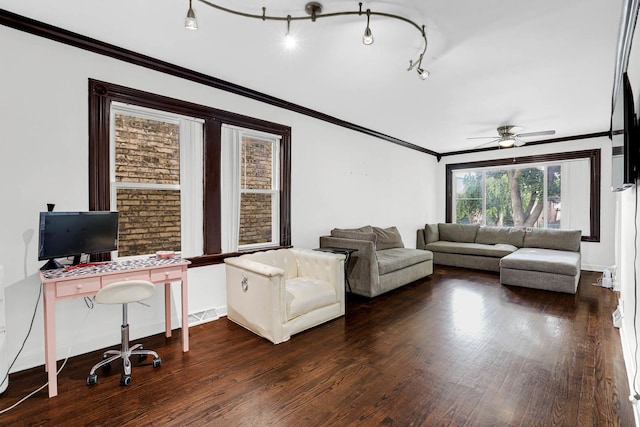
86 280 161 387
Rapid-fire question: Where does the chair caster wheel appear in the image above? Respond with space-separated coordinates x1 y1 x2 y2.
120 375 131 386
152 357 162 368
87 374 98 386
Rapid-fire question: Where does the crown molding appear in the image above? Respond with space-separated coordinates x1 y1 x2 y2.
0 8 438 157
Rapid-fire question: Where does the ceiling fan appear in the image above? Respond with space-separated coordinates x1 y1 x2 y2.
467 125 556 148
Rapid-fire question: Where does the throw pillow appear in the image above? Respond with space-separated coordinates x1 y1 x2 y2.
475 226 525 247
372 226 404 250
523 228 582 252
438 223 479 243
424 223 439 244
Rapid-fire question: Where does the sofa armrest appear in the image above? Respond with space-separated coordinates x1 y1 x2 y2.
319 236 378 294
416 229 426 249
224 257 285 278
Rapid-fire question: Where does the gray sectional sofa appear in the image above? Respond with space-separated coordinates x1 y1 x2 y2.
416 223 582 294
320 225 433 298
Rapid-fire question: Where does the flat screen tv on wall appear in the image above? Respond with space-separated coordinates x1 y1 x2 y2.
611 72 639 191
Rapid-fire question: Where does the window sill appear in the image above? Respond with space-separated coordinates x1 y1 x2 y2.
186 245 293 268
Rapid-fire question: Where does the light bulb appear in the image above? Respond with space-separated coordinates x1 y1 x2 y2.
185 0 198 30
417 68 429 80
363 10 373 45
363 26 373 45
284 15 295 49
284 33 296 49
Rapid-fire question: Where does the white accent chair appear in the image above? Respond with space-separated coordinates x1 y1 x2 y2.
224 248 345 344
86 280 162 387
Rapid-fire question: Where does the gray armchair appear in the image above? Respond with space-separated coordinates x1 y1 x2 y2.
319 225 433 297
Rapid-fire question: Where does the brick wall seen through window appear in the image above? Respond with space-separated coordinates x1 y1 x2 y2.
114 114 182 256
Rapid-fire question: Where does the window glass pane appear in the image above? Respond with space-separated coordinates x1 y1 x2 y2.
116 189 181 256
239 193 272 245
455 171 483 224
547 165 561 229
241 136 273 190
509 167 545 227
485 170 512 226
114 114 180 185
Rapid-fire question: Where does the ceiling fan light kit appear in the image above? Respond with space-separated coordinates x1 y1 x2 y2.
186 1 429 80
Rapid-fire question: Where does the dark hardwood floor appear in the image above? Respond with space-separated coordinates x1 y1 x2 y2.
0 267 634 426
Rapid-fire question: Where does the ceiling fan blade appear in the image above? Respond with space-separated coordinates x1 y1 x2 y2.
515 130 556 138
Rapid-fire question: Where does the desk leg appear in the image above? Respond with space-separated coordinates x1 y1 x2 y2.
43 284 57 398
181 271 189 352
164 282 172 338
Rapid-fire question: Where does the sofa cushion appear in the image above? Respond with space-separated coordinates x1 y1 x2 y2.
424 224 439 244
285 277 337 320
438 223 479 243
476 226 525 247
500 248 581 276
425 241 518 258
377 248 433 275
373 226 404 250
523 228 581 252
330 228 377 244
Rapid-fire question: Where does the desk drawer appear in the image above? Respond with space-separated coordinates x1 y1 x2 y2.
57 278 101 298
150 267 183 283
101 271 150 286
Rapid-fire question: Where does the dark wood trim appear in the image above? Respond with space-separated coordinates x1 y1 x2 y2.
0 8 436 157
203 119 222 255
187 245 293 267
445 149 601 242
280 130 292 247
88 82 111 212
88 79 292 266
439 131 610 158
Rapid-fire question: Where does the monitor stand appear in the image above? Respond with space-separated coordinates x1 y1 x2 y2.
40 259 63 271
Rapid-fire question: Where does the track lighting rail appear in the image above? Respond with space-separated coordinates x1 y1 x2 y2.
191 1 429 79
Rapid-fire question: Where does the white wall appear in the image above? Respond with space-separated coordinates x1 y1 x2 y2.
436 137 617 272
0 25 439 373
617 25 640 424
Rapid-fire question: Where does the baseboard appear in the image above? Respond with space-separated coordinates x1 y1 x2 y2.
11 305 229 374
619 323 640 426
188 305 226 326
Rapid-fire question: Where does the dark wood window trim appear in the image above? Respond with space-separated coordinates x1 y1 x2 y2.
88 79 292 266
444 149 601 242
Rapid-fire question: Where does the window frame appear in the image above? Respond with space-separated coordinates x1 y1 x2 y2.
110 102 204 259
89 79 292 266
238 130 281 250
445 149 601 242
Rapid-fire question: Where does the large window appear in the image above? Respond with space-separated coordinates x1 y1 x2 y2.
220 125 282 252
110 102 203 258
446 150 600 241
89 80 291 265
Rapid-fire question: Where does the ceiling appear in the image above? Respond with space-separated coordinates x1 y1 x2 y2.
0 0 624 154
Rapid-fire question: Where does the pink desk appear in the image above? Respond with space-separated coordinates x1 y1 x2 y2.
39 256 190 397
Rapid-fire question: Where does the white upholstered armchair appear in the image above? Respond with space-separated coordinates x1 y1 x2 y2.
224 248 345 344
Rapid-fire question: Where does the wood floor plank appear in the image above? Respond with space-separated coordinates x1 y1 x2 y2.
0 267 634 426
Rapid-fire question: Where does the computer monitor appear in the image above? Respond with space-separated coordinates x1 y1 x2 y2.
38 211 119 270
